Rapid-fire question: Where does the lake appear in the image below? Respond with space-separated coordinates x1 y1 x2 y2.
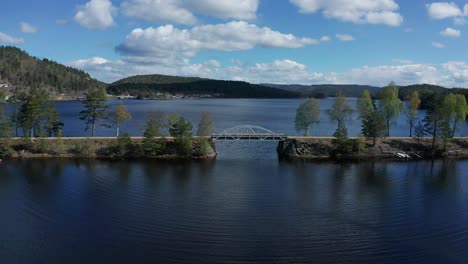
1 99 468 263
4 98 467 137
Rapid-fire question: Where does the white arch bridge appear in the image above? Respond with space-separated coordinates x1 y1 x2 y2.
211 125 287 141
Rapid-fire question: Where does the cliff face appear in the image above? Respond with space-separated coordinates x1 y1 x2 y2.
277 138 468 161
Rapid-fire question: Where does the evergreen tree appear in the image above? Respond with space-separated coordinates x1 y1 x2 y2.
79 88 110 137
361 109 386 146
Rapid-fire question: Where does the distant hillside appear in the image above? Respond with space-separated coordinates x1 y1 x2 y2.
0 46 105 99
107 75 300 99
398 84 468 108
112 74 205 85
262 84 380 98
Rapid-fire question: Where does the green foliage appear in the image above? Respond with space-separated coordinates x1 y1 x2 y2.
295 98 320 136
112 133 133 158
327 93 353 139
142 137 167 157
73 138 94 156
34 125 49 153
113 102 132 137
0 106 12 138
333 121 348 139
176 136 192 157
54 129 66 155
197 112 214 136
361 109 387 145
379 82 404 137
144 112 165 138
0 139 15 157
0 46 104 95
357 89 375 118
333 138 366 157
198 138 212 156
168 114 193 138
406 91 421 137
17 89 63 137
79 88 111 137
442 93 468 137
167 114 193 157
107 75 299 99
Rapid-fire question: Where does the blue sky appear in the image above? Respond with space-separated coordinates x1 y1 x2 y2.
1 0 468 87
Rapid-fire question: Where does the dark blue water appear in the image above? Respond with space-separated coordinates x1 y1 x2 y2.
5 99 467 137
1 159 468 263
1 99 468 263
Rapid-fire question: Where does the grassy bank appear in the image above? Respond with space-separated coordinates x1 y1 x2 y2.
278 137 468 161
0 137 217 160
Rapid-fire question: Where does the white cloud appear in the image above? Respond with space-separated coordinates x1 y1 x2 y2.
0 32 24 44
336 34 354 42
20 22 37 33
121 0 259 25
440 27 461 37
186 0 259 20
121 0 196 25
69 55 468 88
289 0 403 26
465 4 468 15
433 42 445 48
74 0 116 30
426 2 463 19
116 22 319 64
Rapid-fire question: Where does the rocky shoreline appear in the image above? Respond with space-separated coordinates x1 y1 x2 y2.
277 137 468 161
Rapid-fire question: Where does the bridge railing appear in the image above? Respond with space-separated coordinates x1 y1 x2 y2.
211 125 287 141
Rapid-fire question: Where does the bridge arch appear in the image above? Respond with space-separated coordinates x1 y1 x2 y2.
211 125 287 141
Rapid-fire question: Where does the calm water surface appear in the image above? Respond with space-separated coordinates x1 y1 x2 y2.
1 99 468 263
5 98 467 137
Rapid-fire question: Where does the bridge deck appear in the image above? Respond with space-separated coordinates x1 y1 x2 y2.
211 134 288 141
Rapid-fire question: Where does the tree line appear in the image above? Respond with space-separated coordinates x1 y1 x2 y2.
295 82 468 150
0 88 215 157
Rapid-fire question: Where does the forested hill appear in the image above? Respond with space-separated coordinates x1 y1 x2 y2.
0 46 105 99
107 75 300 99
262 84 380 98
398 84 468 108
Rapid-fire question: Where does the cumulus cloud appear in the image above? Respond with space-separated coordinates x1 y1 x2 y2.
121 0 259 24
20 22 37 33
289 0 403 26
115 22 319 64
186 0 259 20
121 0 196 25
74 0 116 30
427 2 463 19
336 34 354 42
68 55 468 88
440 27 461 37
0 32 24 44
